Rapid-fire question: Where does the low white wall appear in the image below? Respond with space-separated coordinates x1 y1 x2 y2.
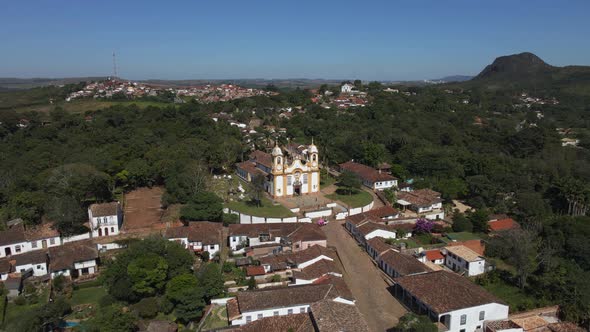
97 242 126 251
304 209 332 218
62 232 91 244
211 297 235 305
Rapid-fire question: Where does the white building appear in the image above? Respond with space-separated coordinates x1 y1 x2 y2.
341 83 355 93
227 283 353 326
13 250 49 277
394 271 509 332
49 241 98 279
443 245 486 277
377 249 431 278
0 223 61 258
339 161 398 191
397 189 445 220
88 202 123 237
227 223 326 253
164 222 223 257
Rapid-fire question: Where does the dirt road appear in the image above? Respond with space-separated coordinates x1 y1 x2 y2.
323 220 406 332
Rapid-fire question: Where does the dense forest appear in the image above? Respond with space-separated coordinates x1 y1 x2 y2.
1 76 590 326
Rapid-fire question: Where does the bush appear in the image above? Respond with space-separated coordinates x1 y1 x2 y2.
132 297 159 318
13 295 26 306
99 294 116 308
53 275 67 293
158 296 174 314
452 213 473 232
222 261 235 273
201 251 210 262
270 274 281 282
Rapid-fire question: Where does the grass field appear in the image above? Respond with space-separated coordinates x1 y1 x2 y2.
70 286 107 306
326 190 373 208
442 232 481 242
201 305 228 330
225 196 294 218
3 287 50 327
479 277 543 311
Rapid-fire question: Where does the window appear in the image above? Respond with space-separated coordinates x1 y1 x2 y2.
257 314 263 319
36 265 41 269
273 311 279 316
31 241 38 248
246 316 251 323
287 176 292 185
460 314 467 325
303 174 308 184
460 330 466 332
479 311 485 320
15 245 21 253
287 309 293 314
209 245 215 250
50 238 55 245
300 307 306 313
111 227 115 233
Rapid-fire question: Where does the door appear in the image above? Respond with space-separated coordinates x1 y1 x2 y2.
98 228 102 236
105 228 109 236
42 239 48 249
4 247 11 256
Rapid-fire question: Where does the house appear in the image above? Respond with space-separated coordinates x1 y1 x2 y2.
24 222 61 251
48 240 99 279
485 306 584 332
377 249 431 278
228 224 326 252
88 202 123 237
339 161 398 191
0 224 33 258
397 189 444 220
393 271 509 332
227 283 353 325
258 245 337 274
246 266 266 277
356 222 399 244
165 222 223 256
344 206 402 238
341 83 355 93
292 259 342 285
229 298 369 332
418 249 445 265
443 245 486 276
366 237 393 260
447 239 486 256
13 250 49 277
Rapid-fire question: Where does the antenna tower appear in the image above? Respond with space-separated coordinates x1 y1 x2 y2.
112 52 118 78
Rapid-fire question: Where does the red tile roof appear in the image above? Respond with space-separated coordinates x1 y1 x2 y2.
246 265 266 276
488 218 519 232
250 150 272 169
447 239 485 256
424 249 444 262
339 161 397 183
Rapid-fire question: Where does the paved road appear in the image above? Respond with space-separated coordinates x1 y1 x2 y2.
323 220 407 332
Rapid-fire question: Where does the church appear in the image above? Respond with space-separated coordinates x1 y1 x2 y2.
236 141 320 198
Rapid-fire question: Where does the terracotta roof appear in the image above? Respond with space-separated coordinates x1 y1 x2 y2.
258 255 290 271
339 161 396 183
512 316 551 331
445 245 484 262
379 250 431 276
346 213 375 227
357 222 398 237
310 300 370 332
547 322 587 332
246 265 266 276
229 223 302 238
164 222 222 244
488 218 519 232
397 189 442 208
293 259 341 281
447 239 485 256
146 320 178 332
366 237 393 255
250 150 272 169
236 161 268 177
312 274 355 302
0 224 27 246
235 284 337 313
393 271 504 313
24 223 60 241
227 298 241 321
288 245 336 266
89 202 119 217
366 206 399 219
14 249 48 266
287 224 327 243
0 258 12 274
235 314 313 332
486 320 522 331
424 249 444 262
48 240 98 272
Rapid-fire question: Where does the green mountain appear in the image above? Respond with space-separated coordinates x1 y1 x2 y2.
462 52 590 96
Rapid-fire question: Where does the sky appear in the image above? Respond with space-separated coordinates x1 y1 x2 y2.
1 0 589 81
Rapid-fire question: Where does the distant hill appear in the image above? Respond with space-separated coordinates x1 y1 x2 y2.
431 75 473 83
0 77 108 90
463 52 590 95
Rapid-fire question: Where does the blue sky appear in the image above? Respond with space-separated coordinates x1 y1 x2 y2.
1 0 589 80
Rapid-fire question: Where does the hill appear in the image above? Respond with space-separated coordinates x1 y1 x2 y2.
462 52 590 96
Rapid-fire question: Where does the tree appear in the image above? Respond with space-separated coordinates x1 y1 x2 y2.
44 163 112 202
82 304 136 332
198 263 225 300
132 297 159 318
338 171 361 195
383 188 397 204
414 218 435 234
7 297 72 332
452 213 473 232
362 142 387 167
166 273 205 324
251 174 266 207
180 191 223 222
395 313 437 332
247 276 256 290
45 195 88 235
127 253 169 296
468 209 489 233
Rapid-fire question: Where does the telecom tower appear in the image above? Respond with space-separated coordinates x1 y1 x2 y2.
112 52 118 79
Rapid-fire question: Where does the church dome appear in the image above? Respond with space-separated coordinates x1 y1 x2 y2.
308 139 318 154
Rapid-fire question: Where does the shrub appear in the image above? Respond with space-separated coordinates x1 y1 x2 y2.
201 251 210 262
99 294 116 308
270 274 281 282
53 275 67 293
222 262 234 273
13 295 26 306
132 297 159 318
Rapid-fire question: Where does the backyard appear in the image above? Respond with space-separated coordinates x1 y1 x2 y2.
200 305 229 330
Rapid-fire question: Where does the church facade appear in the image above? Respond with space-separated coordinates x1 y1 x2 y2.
236 141 320 198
